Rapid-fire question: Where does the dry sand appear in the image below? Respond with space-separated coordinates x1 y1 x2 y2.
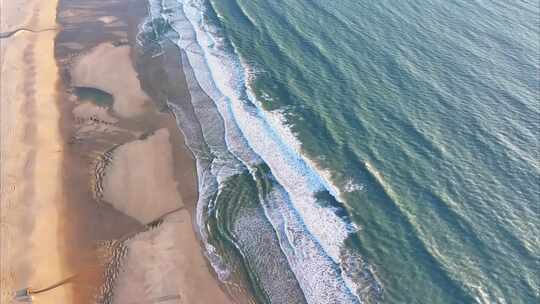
1 0 74 303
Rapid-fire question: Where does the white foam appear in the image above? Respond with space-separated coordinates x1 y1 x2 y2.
151 0 380 301
233 205 307 303
344 179 364 193
177 0 353 264
261 186 359 304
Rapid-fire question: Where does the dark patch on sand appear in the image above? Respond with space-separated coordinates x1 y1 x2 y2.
73 87 114 107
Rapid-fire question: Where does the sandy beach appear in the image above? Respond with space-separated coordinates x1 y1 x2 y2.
0 0 74 302
2 0 236 303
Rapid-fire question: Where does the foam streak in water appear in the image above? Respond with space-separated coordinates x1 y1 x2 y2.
147 0 381 302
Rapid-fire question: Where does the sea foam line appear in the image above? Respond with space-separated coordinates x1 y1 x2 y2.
154 0 381 301
178 0 353 263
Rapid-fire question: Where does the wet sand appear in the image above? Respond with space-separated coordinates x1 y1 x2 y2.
70 42 151 118
56 0 237 302
2 0 236 303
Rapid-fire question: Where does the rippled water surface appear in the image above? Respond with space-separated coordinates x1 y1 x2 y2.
145 0 539 303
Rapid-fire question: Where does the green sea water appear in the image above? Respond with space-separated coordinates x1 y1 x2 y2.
146 0 539 303
205 0 539 302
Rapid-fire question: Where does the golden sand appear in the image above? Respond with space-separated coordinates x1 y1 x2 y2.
2 0 239 302
1 0 74 302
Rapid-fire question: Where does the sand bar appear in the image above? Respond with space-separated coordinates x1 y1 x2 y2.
71 43 151 118
113 210 234 304
102 128 184 223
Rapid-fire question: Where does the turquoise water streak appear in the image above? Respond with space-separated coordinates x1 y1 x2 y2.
203 0 539 303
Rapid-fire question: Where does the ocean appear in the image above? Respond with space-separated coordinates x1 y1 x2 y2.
140 0 539 303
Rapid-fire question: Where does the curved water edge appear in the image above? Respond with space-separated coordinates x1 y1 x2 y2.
139 0 383 303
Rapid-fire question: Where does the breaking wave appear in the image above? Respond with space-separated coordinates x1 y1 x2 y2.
142 0 383 302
